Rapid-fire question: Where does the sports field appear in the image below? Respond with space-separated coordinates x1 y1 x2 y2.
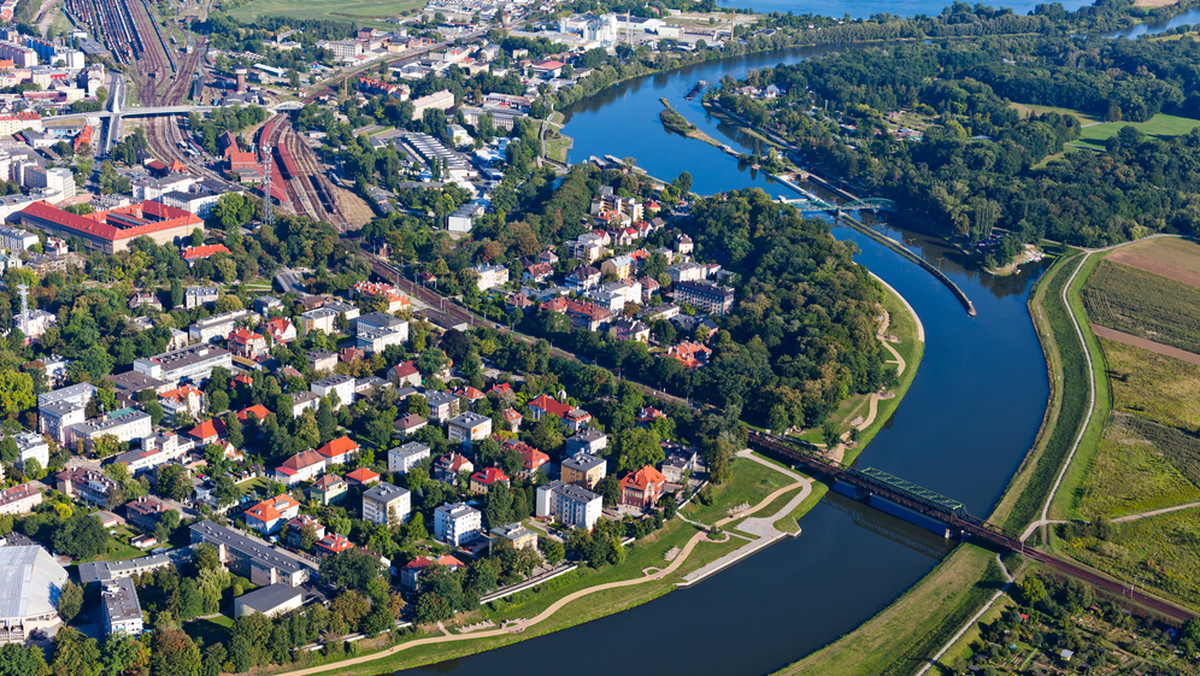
226 0 423 23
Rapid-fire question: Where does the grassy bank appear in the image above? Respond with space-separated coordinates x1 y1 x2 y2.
778 545 1004 676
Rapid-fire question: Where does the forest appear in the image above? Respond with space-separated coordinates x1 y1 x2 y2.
713 31 1200 254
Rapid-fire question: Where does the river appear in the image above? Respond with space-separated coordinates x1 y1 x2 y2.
401 20 1176 676
716 0 1093 20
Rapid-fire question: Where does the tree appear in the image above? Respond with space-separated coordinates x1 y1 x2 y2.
102 633 150 676
406 394 430 417
58 580 83 622
0 370 34 419
529 416 564 454
615 427 663 472
596 475 620 507
151 629 201 676
224 411 243 448
52 513 110 559
320 550 383 591
208 390 230 415
0 437 15 465
50 626 100 676
317 398 336 442
155 464 191 501
0 643 49 676
300 522 319 550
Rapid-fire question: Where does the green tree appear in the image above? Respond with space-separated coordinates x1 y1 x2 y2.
0 643 49 676
224 411 243 448
0 370 34 418
0 437 16 465
58 580 83 622
50 626 100 676
102 633 149 676
52 513 110 559
155 464 191 501
615 427 663 472
151 629 201 676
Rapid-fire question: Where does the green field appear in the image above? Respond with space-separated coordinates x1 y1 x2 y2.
226 0 424 23
1082 258 1200 355
1104 337 1200 432
680 456 794 525
1075 412 1200 519
1077 113 1200 147
1011 102 1101 126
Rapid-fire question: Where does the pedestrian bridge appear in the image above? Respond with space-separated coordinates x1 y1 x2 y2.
44 100 302 124
777 196 896 214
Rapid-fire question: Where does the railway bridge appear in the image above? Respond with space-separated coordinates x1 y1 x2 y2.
747 430 1196 621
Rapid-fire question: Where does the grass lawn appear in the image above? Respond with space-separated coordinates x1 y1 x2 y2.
779 544 1003 676
1011 102 1101 126
680 456 793 525
1075 413 1200 519
227 0 424 22
189 614 234 646
1102 337 1200 431
1077 113 1200 147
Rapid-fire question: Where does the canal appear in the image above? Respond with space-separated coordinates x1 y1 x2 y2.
401 17 1182 673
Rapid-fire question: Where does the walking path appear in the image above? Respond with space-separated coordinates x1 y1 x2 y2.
1113 501 1200 523
273 451 812 676
914 555 1018 676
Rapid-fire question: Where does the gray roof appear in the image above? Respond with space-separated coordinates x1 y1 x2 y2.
0 545 68 622
38 382 96 408
363 482 409 503
393 441 429 458
189 521 311 576
562 451 605 473
448 411 489 427
235 583 302 614
102 576 141 623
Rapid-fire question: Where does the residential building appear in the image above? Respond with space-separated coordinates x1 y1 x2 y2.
244 494 301 535
185 286 219 308
316 533 355 556
536 480 602 531
394 412 428 436
227 328 267 358
492 523 537 551
362 482 411 526
505 440 549 476
0 483 41 516
389 361 421 387
661 446 699 483
446 411 492 443
274 450 326 486
351 281 410 312
0 225 37 253
190 309 251 344
563 264 601 289
673 280 735 316
609 318 650 342
284 515 325 548
354 312 408 354
600 254 635 280
262 317 296 344
620 465 666 510
55 466 118 506
432 453 474 484
345 467 380 488
447 200 485 233
101 577 143 636
233 584 304 618
472 264 509 291
666 341 712 369
124 496 169 531
189 521 314 587
157 385 204 419
500 407 523 432
307 474 348 505
561 451 607 490
566 429 608 456
527 394 592 432
70 408 153 451
10 432 48 470
469 467 510 494
388 442 430 474
315 436 359 465
290 391 320 418
133 344 233 383
311 375 356 408
400 554 465 591
307 350 338 374
300 307 338 334
424 390 460 423
433 502 482 546
37 382 95 444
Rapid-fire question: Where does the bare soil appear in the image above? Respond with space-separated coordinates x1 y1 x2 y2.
1091 323 1200 366
1107 238 1200 289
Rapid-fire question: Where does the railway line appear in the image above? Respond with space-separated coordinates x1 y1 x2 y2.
256 114 348 229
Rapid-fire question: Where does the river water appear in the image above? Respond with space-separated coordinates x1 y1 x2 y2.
400 20 1182 675
717 0 1093 19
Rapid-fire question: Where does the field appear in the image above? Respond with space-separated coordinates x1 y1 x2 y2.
1011 102 1101 126
1075 412 1200 519
1103 337 1200 432
1065 507 1200 609
1082 258 1200 355
226 0 423 23
1105 237 1200 289
679 455 794 525
1077 114 1200 147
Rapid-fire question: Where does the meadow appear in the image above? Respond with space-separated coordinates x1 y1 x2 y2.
1077 114 1200 148
1103 337 1200 432
226 0 423 23
1082 259 1200 355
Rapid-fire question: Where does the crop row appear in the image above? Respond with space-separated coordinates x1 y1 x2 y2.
1082 259 1200 355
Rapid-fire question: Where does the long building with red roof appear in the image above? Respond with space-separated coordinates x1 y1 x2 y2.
16 200 204 254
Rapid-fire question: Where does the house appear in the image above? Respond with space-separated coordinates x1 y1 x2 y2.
181 244 231 266
388 442 430 475
469 467 510 494
227 328 267 359
284 515 325 548
307 350 338 374
523 262 553 284
316 533 355 556
636 407 667 428
447 411 492 443
187 418 226 446
300 307 338 334
566 429 608 456
307 474 348 505
128 291 163 312
660 446 699 483
190 309 251 344
609 318 650 342
316 436 358 465
351 281 410 312
561 451 607 490
236 404 272 425
124 496 169 531
472 264 509 291
71 408 153 451
536 480 602 531
0 483 42 516
424 390 460 423
505 440 548 476
362 482 411 526
354 312 408 354
433 502 482 546
563 265 601 290
432 453 474 484
600 254 635 280
666 341 712 369
541 296 613 331
388 361 421 387
394 412 428 436
243 494 301 535
451 386 486 408
158 385 205 418
185 286 219 309
273 449 326 486
10 432 48 470
345 467 380 488
500 407 523 432
673 280 735 316
311 375 356 408
263 317 296 344
400 553 464 591
290 391 321 418
491 523 537 551
620 465 666 510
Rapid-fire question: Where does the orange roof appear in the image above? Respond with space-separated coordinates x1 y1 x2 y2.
228 327 263 344
317 436 359 459
160 385 203 403
404 554 465 570
505 441 547 470
311 474 346 490
666 341 712 369
279 449 325 473
621 465 666 491
181 244 231 260
245 494 299 523
237 405 272 423
471 467 510 485
501 407 522 421
188 418 226 440
317 533 355 553
346 467 379 483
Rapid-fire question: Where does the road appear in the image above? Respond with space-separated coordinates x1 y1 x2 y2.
274 266 305 294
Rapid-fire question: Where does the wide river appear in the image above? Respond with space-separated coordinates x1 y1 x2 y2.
403 18 1184 674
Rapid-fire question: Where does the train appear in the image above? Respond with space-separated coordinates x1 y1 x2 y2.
274 143 299 181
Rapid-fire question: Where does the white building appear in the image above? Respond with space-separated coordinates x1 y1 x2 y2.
536 480 602 531
38 382 95 445
472 264 509 291
446 412 492 443
433 501 481 547
388 441 430 475
0 545 68 643
10 432 48 470
101 577 143 636
70 408 153 450
311 375 356 409
362 482 410 526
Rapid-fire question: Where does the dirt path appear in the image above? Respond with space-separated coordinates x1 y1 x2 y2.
1090 324 1200 367
273 457 812 676
1113 501 1200 523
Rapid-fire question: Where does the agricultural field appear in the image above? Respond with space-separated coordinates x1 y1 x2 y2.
1105 237 1200 289
1081 259 1200 355
1077 114 1200 147
225 0 423 23
1103 337 1200 433
1075 412 1200 519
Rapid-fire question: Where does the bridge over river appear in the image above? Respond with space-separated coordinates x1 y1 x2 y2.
747 430 1197 623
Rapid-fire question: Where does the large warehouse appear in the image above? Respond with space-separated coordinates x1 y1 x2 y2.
0 545 68 643
15 200 203 254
